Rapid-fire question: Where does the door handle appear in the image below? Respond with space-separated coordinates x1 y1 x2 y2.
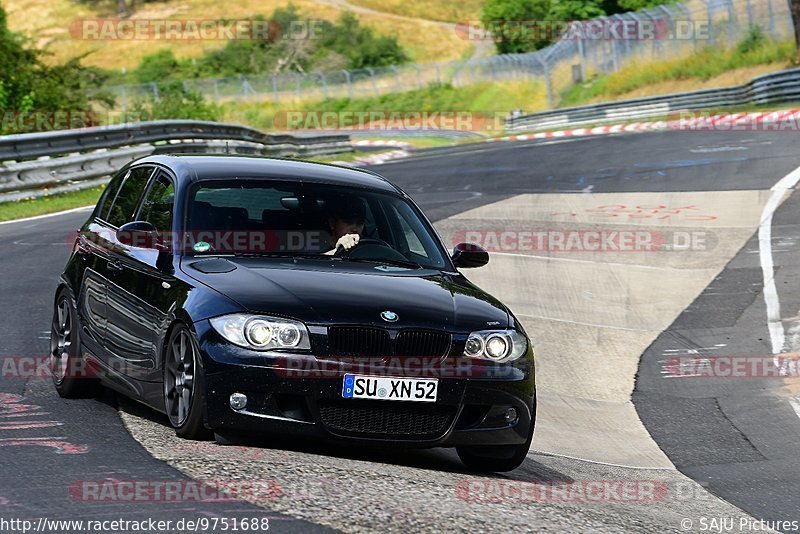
108 261 124 273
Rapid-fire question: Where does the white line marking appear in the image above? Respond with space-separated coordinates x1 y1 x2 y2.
789 396 800 419
759 165 800 355
516 313 652 332
488 250 710 271
529 449 673 471
0 205 93 226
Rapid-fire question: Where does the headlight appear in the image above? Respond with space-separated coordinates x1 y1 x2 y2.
210 314 311 351
463 329 527 363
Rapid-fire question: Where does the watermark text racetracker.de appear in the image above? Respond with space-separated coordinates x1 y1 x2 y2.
69 479 281 502
452 229 714 253
274 110 507 132
68 18 319 41
456 479 668 503
664 354 800 378
672 110 800 132
1 354 523 381
61 228 715 256
458 480 800 532
454 19 710 41
68 476 345 503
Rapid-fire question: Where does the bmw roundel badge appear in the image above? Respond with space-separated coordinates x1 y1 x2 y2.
380 310 399 322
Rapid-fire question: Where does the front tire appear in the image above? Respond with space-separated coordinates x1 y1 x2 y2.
50 289 100 398
163 324 212 440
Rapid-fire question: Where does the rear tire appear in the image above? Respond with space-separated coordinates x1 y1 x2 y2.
163 324 212 440
50 289 101 398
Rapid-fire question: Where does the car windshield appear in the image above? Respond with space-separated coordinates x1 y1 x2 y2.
184 180 449 270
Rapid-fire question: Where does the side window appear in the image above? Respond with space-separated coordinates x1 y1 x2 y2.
106 166 154 228
397 212 426 256
95 169 128 220
139 174 175 233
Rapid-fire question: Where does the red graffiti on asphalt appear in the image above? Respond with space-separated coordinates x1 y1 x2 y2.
0 392 88 453
551 204 717 221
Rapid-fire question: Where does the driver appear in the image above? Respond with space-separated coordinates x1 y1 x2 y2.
322 196 366 255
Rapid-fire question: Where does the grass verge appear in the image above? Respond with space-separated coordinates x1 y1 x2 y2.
0 186 104 222
223 80 545 134
561 35 796 107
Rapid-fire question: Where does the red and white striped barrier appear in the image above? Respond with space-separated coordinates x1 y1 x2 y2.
336 108 800 166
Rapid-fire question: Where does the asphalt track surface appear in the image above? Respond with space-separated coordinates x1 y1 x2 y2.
1 130 799 532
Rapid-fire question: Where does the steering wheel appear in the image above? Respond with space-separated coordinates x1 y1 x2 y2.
333 237 393 257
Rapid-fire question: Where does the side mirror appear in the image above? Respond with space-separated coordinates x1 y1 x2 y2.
117 221 163 250
451 242 489 268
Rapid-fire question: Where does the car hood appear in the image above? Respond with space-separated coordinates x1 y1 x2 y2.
182 257 509 331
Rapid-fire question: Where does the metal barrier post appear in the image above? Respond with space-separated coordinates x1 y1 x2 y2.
535 54 553 108
318 72 328 99
575 24 586 84
701 0 715 45
368 68 378 96
727 0 736 43
342 70 353 99
767 0 775 35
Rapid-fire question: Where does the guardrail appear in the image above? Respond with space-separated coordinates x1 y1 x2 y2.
505 67 800 131
0 120 352 201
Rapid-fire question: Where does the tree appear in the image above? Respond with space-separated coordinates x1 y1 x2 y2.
481 0 552 54
320 12 408 69
792 0 800 55
1 4 110 134
548 0 605 20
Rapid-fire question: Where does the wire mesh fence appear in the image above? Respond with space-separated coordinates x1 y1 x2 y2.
101 0 794 111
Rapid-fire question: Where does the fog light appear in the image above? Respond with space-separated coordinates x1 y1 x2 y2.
503 407 518 425
229 392 248 411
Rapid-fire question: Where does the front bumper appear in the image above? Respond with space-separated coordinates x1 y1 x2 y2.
196 320 536 448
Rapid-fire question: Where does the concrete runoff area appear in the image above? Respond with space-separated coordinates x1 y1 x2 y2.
434 190 773 468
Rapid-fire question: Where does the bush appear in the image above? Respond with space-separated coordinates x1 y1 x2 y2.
124 6 409 84
736 25 766 55
130 82 221 122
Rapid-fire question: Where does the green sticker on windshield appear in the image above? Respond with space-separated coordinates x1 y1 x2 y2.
193 241 211 253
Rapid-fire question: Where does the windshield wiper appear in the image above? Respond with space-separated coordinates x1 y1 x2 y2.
338 257 424 270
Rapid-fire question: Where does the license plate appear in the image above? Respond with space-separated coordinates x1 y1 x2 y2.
342 374 438 402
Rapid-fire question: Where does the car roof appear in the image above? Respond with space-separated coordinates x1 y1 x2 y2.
134 154 401 194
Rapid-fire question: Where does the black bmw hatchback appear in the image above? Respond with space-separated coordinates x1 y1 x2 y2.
51 155 536 472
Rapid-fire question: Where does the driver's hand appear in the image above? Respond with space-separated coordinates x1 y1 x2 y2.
336 233 360 251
